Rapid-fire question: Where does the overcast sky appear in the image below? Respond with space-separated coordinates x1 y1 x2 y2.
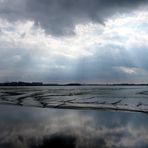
0 0 148 83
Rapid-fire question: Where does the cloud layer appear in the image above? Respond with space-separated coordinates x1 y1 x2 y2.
0 0 147 36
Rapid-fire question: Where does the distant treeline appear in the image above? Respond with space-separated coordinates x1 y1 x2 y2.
0 82 148 86
0 82 82 86
0 82 44 86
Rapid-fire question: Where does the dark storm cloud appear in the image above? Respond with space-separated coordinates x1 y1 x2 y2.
0 0 147 36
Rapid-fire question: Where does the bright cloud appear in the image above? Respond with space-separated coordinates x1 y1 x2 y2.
114 66 147 75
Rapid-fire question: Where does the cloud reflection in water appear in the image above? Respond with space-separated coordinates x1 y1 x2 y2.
0 105 148 148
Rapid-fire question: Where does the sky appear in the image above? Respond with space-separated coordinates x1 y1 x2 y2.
0 0 148 83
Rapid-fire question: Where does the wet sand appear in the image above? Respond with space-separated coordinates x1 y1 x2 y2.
0 86 148 113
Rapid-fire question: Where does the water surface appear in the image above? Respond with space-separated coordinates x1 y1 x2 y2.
0 105 148 148
0 86 148 147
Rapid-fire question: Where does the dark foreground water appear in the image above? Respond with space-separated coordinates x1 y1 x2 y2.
0 105 148 148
